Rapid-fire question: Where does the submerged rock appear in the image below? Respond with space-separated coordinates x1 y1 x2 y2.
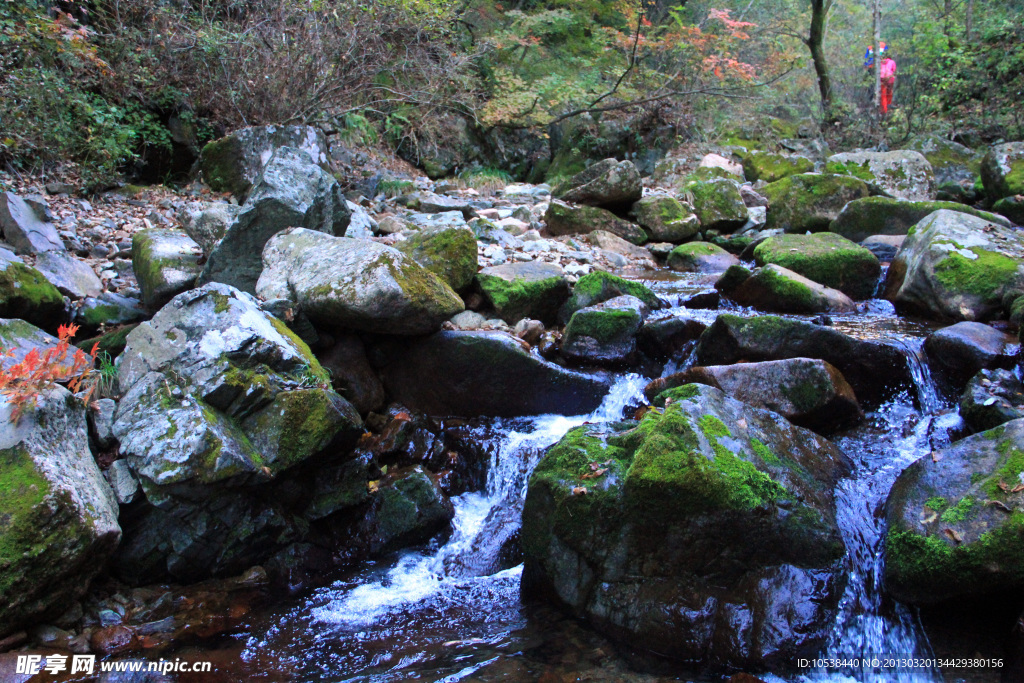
522 383 851 672
753 232 880 300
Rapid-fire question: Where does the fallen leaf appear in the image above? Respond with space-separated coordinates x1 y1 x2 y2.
931 451 941 463
368 480 380 493
581 468 608 480
736 418 747 429
988 500 1013 513
999 481 1010 493
944 528 963 544
920 509 938 524
572 486 588 496
1013 484 1024 493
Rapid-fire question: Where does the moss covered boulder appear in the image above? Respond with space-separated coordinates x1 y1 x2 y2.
825 150 935 201
357 467 455 555
629 195 699 243
0 250 65 331
667 241 740 273
258 227 464 335
396 224 478 292
904 135 982 190
742 151 814 183
960 369 1024 433
883 210 1024 321
993 196 1024 226
522 383 851 671
477 261 570 326
544 200 647 245
980 142 1024 201
561 295 648 366
762 173 872 234
730 264 856 314
753 232 881 300
559 270 662 323
690 179 749 233
0 386 121 638
554 158 642 209
694 314 913 406
828 196 1010 244
132 228 203 310
884 418 1024 605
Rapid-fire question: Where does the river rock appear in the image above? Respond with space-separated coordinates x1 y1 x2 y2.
690 179 749 233
0 191 64 253
993 196 1024 226
742 151 814 183
357 467 454 554
753 232 881 299
763 173 872 233
883 210 1024 321
179 202 241 255
649 358 863 432
667 241 739 273
695 313 913 406
544 200 647 245
884 418 1024 605
373 330 609 417
559 270 662 323
980 142 1024 201
904 135 982 189
0 386 121 638
0 318 76 372
0 249 65 331
960 369 1024 433
396 224 477 292
630 195 700 243
522 383 851 672
75 291 148 334
561 295 648 366
476 261 569 326
132 228 203 309
730 264 857 314
637 315 707 360
860 235 905 262
315 333 386 415
33 251 103 300
826 150 935 200
554 158 642 209
924 321 1018 392
199 147 351 293
829 196 1009 244
199 124 329 198
257 228 463 335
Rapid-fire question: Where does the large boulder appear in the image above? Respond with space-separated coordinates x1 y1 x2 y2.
629 195 700 243
0 248 65 331
763 174 872 233
741 151 814 183
829 196 1010 244
33 251 103 300
960 368 1024 433
257 228 464 335
730 264 856 314
826 150 935 201
694 314 913 406
476 262 570 326
561 295 648 366
554 158 642 209
396 224 478 292
649 358 863 433
924 321 1018 393
0 191 64 253
994 196 1024 226
544 200 647 245
884 418 1024 605
690 179 749 232
980 142 1024 201
112 284 364 582
199 147 351 293
198 124 329 199
522 383 851 672
0 386 121 638
559 270 663 323
883 210 1024 321
179 202 242 255
131 228 203 309
904 135 982 189
373 330 610 417
667 242 740 273
753 232 881 300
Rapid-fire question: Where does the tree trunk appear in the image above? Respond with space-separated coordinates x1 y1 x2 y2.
808 0 834 120
965 0 974 41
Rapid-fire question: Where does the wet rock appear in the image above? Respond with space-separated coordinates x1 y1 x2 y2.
476 261 570 326
554 158 642 209
585 229 653 262
637 315 707 360
561 295 648 366
924 321 1018 392
668 241 740 273
0 386 121 638
960 369 1024 433
829 196 1009 244
257 228 463 335
741 151 813 183
0 249 65 331
522 383 851 672
75 291 148 334
981 142 1024 201
199 124 329 199
544 200 647 245
826 150 935 200
373 330 609 417
179 202 241 254
730 264 856 314
884 418 1024 605
559 270 663 323
630 195 700 243
105 459 139 505
861 234 905 262
695 313 913 406
33 251 103 299
0 191 64 253
763 173 872 234
315 333 386 415
396 225 478 292
359 467 454 554
650 358 863 432
131 228 203 309
690 179 749 233
200 147 351 293
883 210 1024 322
752 232 880 300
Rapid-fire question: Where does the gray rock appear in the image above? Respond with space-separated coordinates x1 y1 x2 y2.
561 295 648 365
345 201 377 239
257 228 464 335
904 135 982 189
667 242 739 273
763 173 873 234
75 292 148 332
861 234 905 261
0 386 121 638
544 200 647 245
89 398 118 450
960 368 1024 432
316 333 386 415
555 158 642 209
105 459 139 505
924 321 1018 391
0 318 77 373
396 224 478 292
0 191 64 253
731 264 857 314
829 196 1009 244
827 150 935 200
132 228 203 309
476 261 570 325
358 467 454 554
630 195 700 243
179 202 241 254
416 192 475 217
406 210 468 231
33 251 102 299
199 147 351 293
690 178 749 232
980 141 1024 201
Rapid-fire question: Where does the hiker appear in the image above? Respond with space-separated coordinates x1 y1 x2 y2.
879 51 896 115
864 41 886 70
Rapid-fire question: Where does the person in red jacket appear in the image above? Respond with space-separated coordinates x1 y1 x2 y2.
879 52 897 116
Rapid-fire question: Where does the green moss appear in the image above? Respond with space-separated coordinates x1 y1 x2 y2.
397 227 477 291
79 304 122 328
0 261 64 323
933 245 1020 300
698 414 731 438
0 446 51 569
780 372 832 413
752 233 879 300
210 291 232 314
264 389 343 470
267 314 322 370
1005 159 1024 195
939 496 977 524
925 496 948 511
565 271 660 315
564 308 639 344
743 152 813 183
753 266 820 311
477 273 567 324
750 437 780 464
825 160 876 182
77 324 138 358
652 384 701 406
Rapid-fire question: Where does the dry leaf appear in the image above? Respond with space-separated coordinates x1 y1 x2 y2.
367 480 380 493
1012 484 1024 494
572 486 588 496
931 451 941 463
988 500 1013 513
581 468 608 480
999 481 1010 493
944 528 963 544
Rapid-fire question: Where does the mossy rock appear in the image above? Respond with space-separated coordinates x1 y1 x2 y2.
545 200 647 245
742 152 814 183
132 228 203 310
689 179 748 232
629 195 699 243
884 418 1024 605
76 324 140 359
825 150 935 201
993 196 1024 226
476 262 570 325
960 369 1024 433
560 271 661 323
980 142 1024 200
667 241 739 273
903 135 982 189
561 296 646 366
0 260 65 332
753 232 881 299
731 264 856 314
762 173 872 234
396 225 478 292
829 196 1010 243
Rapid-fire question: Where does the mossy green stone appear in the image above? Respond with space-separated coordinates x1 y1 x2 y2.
560 271 660 322
0 261 64 331
762 173 871 233
753 233 880 299
396 226 478 292
477 272 569 325
742 152 813 183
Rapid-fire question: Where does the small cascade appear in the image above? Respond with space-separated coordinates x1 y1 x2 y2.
889 336 947 414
